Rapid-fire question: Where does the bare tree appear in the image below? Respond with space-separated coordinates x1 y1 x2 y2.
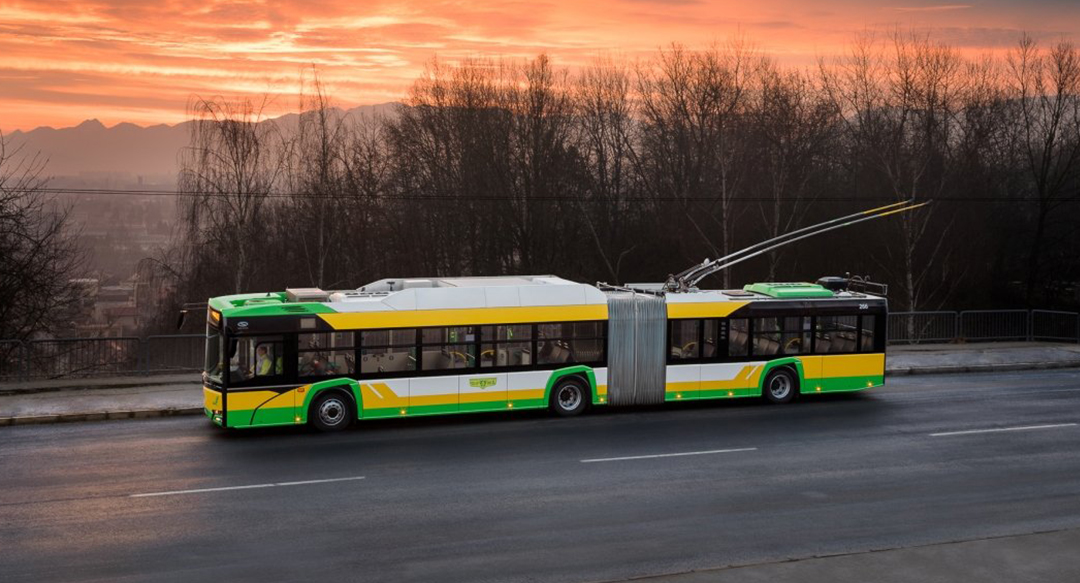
573 57 639 282
178 96 285 295
633 41 755 287
820 32 963 311
749 60 839 279
1005 36 1080 305
0 134 84 346
282 69 351 288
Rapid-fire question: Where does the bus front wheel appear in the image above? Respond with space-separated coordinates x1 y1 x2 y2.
550 377 589 417
763 368 797 404
310 391 354 432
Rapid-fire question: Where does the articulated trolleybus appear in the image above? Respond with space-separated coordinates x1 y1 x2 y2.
202 200 924 431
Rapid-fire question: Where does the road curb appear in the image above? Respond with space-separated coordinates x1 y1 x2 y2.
0 379 201 397
887 361 1080 376
0 407 203 427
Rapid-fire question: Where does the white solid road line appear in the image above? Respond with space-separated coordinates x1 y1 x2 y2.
130 476 366 498
930 423 1077 437
580 447 757 463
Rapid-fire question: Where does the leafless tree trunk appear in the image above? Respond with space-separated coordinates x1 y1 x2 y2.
0 134 84 344
178 96 284 295
1006 36 1080 306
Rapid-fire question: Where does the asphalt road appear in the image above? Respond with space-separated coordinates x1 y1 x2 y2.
2 370 1080 583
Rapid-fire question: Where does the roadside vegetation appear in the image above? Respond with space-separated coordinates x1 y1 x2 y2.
145 31 1080 332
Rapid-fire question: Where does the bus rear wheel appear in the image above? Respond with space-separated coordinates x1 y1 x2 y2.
763 368 797 404
310 391 354 432
550 377 589 417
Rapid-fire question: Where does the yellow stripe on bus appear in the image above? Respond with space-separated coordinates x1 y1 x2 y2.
666 301 749 319
227 390 296 411
319 304 608 330
204 387 222 410
819 353 885 378
361 383 407 408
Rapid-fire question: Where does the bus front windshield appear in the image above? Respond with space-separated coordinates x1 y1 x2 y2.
205 329 224 383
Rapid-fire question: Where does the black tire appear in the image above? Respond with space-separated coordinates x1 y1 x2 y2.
762 368 797 404
549 377 589 417
309 390 354 432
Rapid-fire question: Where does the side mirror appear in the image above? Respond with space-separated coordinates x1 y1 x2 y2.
176 309 188 330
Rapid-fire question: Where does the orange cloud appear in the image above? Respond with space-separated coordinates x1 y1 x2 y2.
1 0 1077 132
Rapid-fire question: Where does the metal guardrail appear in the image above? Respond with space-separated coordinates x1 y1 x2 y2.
889 309 1080 345
0 334 204 382
959 309 1032 342
887 311 958 344
1 311 1079 381
1031 310 1080 342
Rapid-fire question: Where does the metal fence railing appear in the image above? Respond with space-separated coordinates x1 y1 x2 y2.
959 309 1032 342
2 310 1079 381
143 335 205 374
23 337 142 380
0 334 204 382
1032 310 1080 342
889 309 1080 345
887 311 958 344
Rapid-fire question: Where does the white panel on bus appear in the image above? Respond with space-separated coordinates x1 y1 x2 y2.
383 289 418 311
666 364 701 384
458 372 508 407
592 367 608 387
414 287 486 310
363 378 410 409
507 370 551 404
484 286 522 308
581 286 608 304
409 375 459 409
700 362 765 383
327 302 393 313
519 284 585 307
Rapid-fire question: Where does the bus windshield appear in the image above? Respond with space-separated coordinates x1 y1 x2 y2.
205 329 224 383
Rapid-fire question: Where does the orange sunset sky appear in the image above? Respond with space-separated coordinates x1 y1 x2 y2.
2 0 1078 132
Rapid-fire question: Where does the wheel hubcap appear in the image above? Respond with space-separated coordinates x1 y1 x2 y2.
769 376 791 400
319 398 346 425
558 385 582 410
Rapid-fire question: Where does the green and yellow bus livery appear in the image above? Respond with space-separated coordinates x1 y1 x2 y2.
203 277 887 431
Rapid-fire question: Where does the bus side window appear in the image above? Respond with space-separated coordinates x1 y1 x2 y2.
298 332 356 378
360 329 417 375
481 324 532 368
753 318 781 356
421 327 476 370
859 315 876 352
702 319 718 358
230 335 284 383
815 316 858 354
669 319 700 360
781 317 810 355
537 321 605 365
728 319 749 357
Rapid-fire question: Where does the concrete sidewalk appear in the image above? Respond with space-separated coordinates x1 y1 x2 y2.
2 342 1079 426
617 527 1080 583
0 373 198 396
888 341 1080 375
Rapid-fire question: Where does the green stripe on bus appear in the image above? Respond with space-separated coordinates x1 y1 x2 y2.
804 375 884 393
